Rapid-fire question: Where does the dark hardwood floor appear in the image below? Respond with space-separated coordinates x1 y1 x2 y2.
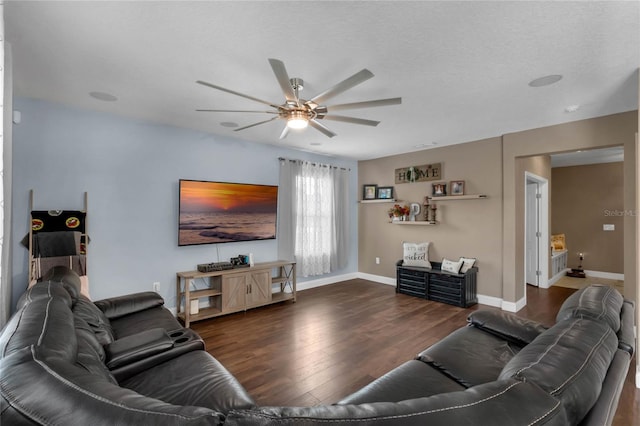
191 279 638 424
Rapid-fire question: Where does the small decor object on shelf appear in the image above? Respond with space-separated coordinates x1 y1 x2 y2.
432 182 447 197
450 180 465 196
388 204 410 221
377 186 394 199
363 184 377 200
427 204 438 224
408 203 421 221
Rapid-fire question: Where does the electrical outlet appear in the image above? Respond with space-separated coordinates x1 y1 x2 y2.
375 257 380 265
153 282 160 293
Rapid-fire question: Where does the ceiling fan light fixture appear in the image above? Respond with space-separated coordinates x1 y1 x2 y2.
287 110 309 129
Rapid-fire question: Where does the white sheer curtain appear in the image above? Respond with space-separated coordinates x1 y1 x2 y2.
0 4 10 328
278 158 349 277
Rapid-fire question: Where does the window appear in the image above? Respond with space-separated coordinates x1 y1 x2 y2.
278 159 349 277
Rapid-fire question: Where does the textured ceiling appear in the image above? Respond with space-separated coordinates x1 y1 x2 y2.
6 1 639 160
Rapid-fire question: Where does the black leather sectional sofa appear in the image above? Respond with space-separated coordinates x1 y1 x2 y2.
0 267 635 425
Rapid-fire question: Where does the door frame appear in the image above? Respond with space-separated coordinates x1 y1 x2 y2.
524 172 550 290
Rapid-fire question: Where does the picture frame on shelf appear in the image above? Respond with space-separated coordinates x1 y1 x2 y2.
363 184 378 200
432 182 447 197
377 186 394 199
450 180 465 196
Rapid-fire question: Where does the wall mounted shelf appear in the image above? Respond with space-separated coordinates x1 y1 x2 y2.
359 199 397 204
428 194 487 201
391 221 437 226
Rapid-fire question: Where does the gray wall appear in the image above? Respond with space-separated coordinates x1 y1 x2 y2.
11 98 358 310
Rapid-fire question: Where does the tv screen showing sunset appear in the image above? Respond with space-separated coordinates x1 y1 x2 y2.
179 180 278 245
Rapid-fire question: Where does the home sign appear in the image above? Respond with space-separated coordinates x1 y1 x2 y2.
395 163 442 184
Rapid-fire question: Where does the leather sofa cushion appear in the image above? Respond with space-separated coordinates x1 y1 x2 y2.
73 296 115 345
105 328 174 370
121 350 256 414
42 265 82 300
109 305 183 339
416 326 520 387
338 360 465 404
16 279 73 311
467 310 547 346
499 318 617 425
225 379 568 425
74 316 118 384
95 291 165 320
556 284 623 332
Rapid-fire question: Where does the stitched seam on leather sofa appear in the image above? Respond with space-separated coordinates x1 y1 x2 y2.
229 381 562 424
16 289 218 421
0 283 49 358
549 327 610 395
577 286 611 321
30 346 216 420
515 320 578 376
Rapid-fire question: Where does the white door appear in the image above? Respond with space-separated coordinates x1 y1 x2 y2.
525 181 540 286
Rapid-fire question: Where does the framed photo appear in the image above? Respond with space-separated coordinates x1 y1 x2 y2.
377 186 394 199
450 180 465 196
363 184 378 200
432 182 447 197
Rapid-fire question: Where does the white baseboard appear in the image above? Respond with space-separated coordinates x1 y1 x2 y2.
477 294 502 309
296 272 360 291
548 268 570 286
584 270 624 280
170 272 533 315
501 296 527 313
355 272 396 286
355 273 521 312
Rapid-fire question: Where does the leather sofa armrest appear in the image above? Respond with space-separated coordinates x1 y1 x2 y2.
618 299 635 355
105 328 173 370
94 291 164 319
468 310 547 347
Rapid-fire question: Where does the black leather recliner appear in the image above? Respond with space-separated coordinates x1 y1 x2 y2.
1 266 634 425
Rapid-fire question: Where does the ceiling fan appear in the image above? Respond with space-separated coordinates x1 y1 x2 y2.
196 58 402 139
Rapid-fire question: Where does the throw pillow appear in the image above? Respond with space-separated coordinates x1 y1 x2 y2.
402 242 431 268
441 258 463 274
551 234 566 251
459 257 477 273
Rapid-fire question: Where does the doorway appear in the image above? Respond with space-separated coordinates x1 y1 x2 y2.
524 172 549 289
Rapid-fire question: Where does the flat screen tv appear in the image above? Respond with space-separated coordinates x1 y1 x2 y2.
178 179 278 246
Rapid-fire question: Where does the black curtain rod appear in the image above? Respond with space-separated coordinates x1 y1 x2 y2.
278 157 350 171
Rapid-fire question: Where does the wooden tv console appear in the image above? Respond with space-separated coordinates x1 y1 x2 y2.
176 260 296 327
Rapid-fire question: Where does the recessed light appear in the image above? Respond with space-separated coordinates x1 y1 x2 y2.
220 122 238 128
89 91 118 102
565 104 580 113
310 142 322 146
528 75 563 87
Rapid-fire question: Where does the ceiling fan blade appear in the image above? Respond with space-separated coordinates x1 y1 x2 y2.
327 97 402 112
279 125 290 140
309 119 336 138
268 58 298 105
321 115 380 127
196 80 280 109
196 109 278 113
310 69 374 105
234 116 280 132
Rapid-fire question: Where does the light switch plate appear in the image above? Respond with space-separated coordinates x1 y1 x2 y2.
603 224 615 231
